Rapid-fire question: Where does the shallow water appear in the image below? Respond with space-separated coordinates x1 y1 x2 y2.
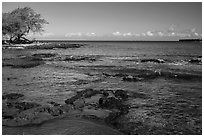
2 41 202 135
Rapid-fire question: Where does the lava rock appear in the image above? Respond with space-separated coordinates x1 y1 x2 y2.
3 93 24 100
48 101 61 106
65 95 79 105
102 97 121 109
83 89 99 98
64 55 96 62
102 92 109 97
141 58 165 63
189 58 202 64
122 76 143 82
14 102 41 111
99 98 104 106
32 53 57 58
114 90 128 99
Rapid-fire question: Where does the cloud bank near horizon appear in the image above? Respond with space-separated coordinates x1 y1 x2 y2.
28 26 202 41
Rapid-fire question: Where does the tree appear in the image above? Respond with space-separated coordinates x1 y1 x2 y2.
2 7 48 44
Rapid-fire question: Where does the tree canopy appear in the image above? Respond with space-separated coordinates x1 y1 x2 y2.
2 7 49 44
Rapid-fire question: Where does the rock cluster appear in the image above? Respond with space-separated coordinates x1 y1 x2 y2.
63 55 98 62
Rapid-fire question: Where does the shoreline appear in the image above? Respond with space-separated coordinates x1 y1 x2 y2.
2 42 202 135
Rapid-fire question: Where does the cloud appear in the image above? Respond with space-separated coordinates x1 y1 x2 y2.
157 31 164 36
112 31 122 36
42 32 54 37
132 33 140 37
176 33 191 37
65 32 82 37
146 31 154 36
142 33 146 36
86 32 96 37
123 32 132 37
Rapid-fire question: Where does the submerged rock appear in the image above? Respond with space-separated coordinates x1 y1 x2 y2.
48 101 61 106
14 102 41 111
63 55 97 62
32 53 57 58
114 90 129 100
140 58 165 63
2 56 44 68
188 58 202 64
122 75 144 82
3 93 24 100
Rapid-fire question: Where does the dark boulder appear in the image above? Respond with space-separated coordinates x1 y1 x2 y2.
102 97 122 109
114 90 128 100
188 58 202 64
99 98 104 106
102 91 109 97
65 95 80 104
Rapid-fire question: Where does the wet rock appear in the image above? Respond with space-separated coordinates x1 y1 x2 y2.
3 93 24 100
72 80 89 85
102 91 109 97
99 98 104 106
102 97 122 109
14 102 41 111
140 58 165 63
2 56 44 68
83 88 99 98
73 98 86 110
114 90 128 100
32 53 57 58
114 73 128 77
2 108 19 119
102 73 112 77
48 101 61 106
48 107 64 116
122 76 144 82
60 104 73 112
65 95 80 105
63 55 96 62
188 58 202 64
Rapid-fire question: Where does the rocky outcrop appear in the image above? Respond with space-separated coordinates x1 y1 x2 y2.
140 59 165 63
2 56 44 68
188 58 202 64
63 55 98 62
3 93 24 100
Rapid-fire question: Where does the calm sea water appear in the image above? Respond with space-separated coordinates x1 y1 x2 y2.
46 41 202 61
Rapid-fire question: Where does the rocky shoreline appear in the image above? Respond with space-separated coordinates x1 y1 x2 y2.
2 43 202 135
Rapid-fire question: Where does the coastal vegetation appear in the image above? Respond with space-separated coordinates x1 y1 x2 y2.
2 7 48 44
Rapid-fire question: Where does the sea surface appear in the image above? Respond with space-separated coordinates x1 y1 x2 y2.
2 41 202 134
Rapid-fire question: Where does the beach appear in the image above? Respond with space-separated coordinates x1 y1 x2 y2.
2 41 202 135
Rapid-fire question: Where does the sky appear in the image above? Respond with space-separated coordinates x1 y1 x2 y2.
2 2 202 41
